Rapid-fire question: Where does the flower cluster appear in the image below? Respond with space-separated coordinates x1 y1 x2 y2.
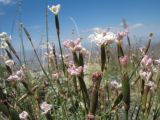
88 31 116 46
89 29 128 46
92 71 103 83
19 111 28 120
139 55 153 81
115 31 128 42
67 65 83 76
63 38 89 58
0 32 11 41
7 69 24 82
63 38 82 52
0 32 11 49
40 102 52 115
140 55 152 70
0 41 8 49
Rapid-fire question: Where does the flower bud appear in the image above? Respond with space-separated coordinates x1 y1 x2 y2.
92 72 103 83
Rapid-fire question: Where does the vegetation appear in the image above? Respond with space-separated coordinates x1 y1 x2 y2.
0 3 160 120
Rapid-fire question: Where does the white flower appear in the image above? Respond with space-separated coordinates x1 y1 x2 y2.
19 111 28 120
145 81 157 93
44 51 54 59
105 32 117 42
139 70 152 81
58 54 70 60
16 69 24 78
88 31 116 46
40 102 52 115
0 32 11 41
139 47 145 55
48 4 61 15
0 41 8 49
5 59 14 67
0 55 7 61
155 59 160 65
109 80 122 89
145 81 155 87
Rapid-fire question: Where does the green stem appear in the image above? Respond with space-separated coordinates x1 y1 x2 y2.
55 15 65 75
125 110 128 120
101 44 106 72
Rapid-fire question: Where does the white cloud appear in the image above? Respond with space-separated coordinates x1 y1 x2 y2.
130 23 143 30
80 27 112 34
0 0 15 5
80 23 144 36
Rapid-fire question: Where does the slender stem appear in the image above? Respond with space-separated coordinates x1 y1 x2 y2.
101 44 106 72
22 25 69 119
125 110 128 120
55 15 65 75
45 3 50 72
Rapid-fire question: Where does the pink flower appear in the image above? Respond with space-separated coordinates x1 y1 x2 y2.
19 111 28 120
67 65 83 76
7 69 24 82
40 102 52 115
119 55 128 66
86 114 95 120
7 75 20 82
16 69 24 78
92 71 103 83
115 31 128 43
63 38 82 52
141 55 152 70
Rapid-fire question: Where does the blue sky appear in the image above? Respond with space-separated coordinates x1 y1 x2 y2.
0 0 160 50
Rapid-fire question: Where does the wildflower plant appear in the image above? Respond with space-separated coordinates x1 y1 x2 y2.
1 2 160 120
